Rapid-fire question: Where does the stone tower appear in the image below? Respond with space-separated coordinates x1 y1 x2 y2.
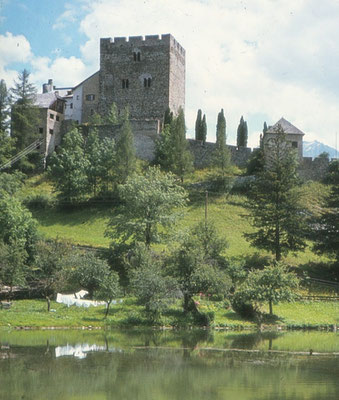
99 34 185 128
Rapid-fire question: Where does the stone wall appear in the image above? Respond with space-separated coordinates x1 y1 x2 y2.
59 121 331 180
188 140 253 168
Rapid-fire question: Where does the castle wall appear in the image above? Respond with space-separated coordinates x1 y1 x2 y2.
99 34 185 122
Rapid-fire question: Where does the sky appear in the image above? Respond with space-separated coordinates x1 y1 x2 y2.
1 0 339 149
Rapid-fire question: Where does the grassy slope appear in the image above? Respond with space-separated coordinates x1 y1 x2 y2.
22 174 330 266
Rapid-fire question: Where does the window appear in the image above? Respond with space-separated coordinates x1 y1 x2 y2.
39 127 43 134
90 109 94 115
49 129 54 135
144 77 152 88
50 113 54 119
70 103 73 109
122 79 129 89
76 95 79 100
85 94 95 101
292 141 298 148
133 51 141 61
56 115 60 121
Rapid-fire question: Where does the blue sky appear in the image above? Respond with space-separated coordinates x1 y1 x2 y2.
1 0 339 149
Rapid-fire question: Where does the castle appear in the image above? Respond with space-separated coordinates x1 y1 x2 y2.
32 33 330 180
36 34 185 156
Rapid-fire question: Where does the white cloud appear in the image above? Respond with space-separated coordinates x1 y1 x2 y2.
31 56 90 88
73 0 339 148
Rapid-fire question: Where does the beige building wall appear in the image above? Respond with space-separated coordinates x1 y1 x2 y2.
81 72 100 123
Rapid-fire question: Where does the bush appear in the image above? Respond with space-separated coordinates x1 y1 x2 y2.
231 291 257 318
194 310 215 326
23 193 55 210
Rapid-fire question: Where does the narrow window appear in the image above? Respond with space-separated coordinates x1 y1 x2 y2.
76 95 79 100
49 129 54 135
292 141 298 148
70 103 73 109
90 109 94 115
133 51 141 61
144 78 152 88
50 113 54 119
39 127 43 134
56 115 60 121
122 79 129 89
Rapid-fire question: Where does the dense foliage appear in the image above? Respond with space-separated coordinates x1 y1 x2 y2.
106 166 188 247
245 126 308 261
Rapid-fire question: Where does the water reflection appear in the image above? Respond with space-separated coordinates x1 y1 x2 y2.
0 330 338 400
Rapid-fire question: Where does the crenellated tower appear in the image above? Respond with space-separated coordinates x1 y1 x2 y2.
98 34 185 127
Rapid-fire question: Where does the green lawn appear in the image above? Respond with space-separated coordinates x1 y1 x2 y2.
1 299 337 330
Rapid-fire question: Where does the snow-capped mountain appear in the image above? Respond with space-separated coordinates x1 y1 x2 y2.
303 141 338 159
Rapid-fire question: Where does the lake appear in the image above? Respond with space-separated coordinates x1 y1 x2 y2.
0 329 338 399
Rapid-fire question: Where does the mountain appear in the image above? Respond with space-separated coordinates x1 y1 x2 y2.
303 140 338 159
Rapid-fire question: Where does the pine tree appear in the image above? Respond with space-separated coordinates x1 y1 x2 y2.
237 116 248 148
114 111 136 184
195 109 202 141
0 79 10 133
214 108 230 175
245 126 307 261
10 70 40 151
313 160 339 269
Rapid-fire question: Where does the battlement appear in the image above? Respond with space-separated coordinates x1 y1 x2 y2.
100 34 185 55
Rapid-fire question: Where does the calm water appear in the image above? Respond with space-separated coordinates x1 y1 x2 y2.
0 329 338 400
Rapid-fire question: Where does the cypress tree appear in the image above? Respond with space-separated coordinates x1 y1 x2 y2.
170 108 193 182
237 116 248 148
263 121 268 134
114 110 136 184
195 109 202 141
201 114 207 144
164 107 173 126
214 108 230 174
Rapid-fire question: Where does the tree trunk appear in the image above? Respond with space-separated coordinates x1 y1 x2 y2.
104 300 111 318
269 300 273 315
46 296 51 312
183 294 198 314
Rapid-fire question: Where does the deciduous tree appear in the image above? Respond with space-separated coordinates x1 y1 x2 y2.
234 262 299 315
49 128 89 204
106 166 188 247
169 222 231 314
